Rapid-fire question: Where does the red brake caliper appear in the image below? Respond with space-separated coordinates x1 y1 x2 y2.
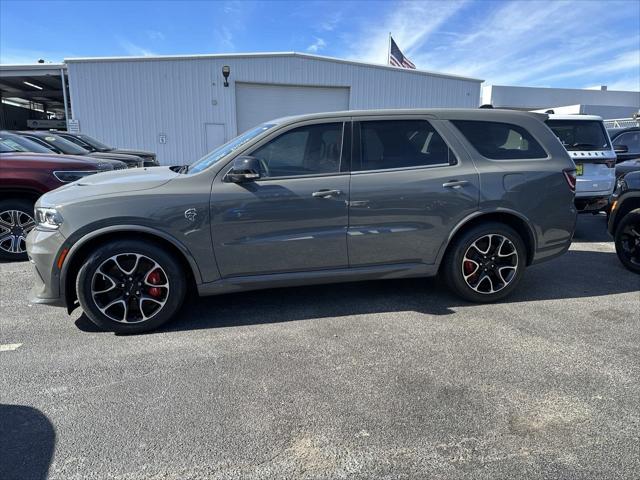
463 261 476 275
147 269 163 298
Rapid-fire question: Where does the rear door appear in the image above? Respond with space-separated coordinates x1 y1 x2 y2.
347 117 479 266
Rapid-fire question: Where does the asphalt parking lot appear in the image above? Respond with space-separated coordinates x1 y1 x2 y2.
1 215 639 480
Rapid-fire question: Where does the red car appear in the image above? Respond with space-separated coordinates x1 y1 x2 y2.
0 141 117 261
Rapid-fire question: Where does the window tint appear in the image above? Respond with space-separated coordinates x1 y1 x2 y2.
452 120 547 160
358 120 455 171
545 120 610 151
251 123 343 178
613 131 640 154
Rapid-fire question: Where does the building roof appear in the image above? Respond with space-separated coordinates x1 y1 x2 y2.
63 51 483 83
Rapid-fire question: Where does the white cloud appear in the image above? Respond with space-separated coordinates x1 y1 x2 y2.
118 39 156 57
146 30 165 41
307 37 327 53
318 11 342 32
345 0 468 65
408 0 640 87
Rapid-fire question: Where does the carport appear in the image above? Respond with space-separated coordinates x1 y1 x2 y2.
0 63 70 130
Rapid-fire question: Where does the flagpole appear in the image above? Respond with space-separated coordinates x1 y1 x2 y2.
387 32 391 65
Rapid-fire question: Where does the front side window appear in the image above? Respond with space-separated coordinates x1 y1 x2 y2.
452 120 547 160
545 120 610 151
613 131 640 154
251 122 343 178
357 120 455 171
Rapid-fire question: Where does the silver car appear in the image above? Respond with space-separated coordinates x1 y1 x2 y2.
27 109 577 333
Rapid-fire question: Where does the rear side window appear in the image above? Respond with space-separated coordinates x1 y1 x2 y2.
452 120 547 160
357 120 456 171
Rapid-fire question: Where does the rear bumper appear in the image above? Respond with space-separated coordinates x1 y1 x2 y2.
574 195 609 212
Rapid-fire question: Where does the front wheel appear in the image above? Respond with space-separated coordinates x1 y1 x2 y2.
0 199 36 262
614 209 640 274
443 222 526 302
76 240 186 333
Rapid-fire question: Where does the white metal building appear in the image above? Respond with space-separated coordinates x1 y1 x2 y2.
65 53 482 165
482 84 640 117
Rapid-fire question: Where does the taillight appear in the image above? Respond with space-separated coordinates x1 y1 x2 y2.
563 169 576 192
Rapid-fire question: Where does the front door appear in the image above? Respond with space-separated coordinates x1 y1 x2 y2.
348 118 480 266
210 121 350 277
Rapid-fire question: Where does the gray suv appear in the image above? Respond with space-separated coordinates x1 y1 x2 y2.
27 109 577 333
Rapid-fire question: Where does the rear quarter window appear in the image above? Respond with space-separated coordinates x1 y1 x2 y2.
452 120 547 160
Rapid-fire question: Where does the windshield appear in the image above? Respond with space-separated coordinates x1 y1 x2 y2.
0 133 53 153
77 134 111 151
546 120 611 151
187 124 276 174
35 134 91 155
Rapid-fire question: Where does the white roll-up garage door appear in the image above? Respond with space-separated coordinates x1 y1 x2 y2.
235 82 350 133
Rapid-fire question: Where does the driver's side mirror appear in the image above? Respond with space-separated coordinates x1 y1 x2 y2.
614 144 629 155
224 156 263 183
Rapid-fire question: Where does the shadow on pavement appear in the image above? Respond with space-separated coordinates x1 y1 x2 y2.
75 247 639 334
572 214 611 243
0 404 55 480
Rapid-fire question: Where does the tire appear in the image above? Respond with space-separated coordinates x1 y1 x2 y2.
0 199 36 262
614 208 640 274
443 222 527 303
76 240 186 333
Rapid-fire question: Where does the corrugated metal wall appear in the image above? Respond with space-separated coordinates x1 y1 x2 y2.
67 55 481 165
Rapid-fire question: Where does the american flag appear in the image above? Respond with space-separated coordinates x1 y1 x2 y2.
389 36 416 69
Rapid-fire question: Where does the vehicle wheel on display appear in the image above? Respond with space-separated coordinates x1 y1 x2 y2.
76 240 186 333
614 209 640 274
443 222 526 302
0 199 36 262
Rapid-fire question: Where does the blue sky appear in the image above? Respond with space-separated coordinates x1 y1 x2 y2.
1 0 639 90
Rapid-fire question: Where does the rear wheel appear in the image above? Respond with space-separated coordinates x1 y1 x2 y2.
443 222 526 302
614 209 640 274
76 240 186 333
0 199 36 262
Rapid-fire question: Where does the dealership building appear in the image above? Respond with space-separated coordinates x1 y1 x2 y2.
0 53 483 165
2 53 639 166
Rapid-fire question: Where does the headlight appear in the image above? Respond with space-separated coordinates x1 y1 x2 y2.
35 207 64 229
53 170 98 183
616 177 628 192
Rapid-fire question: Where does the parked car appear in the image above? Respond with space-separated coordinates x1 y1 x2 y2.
0 130 128 171
17 131 144 168
56 132 158 167
608 171 640 273
546 114 616 212
606 127 640 180
26 108 577 333
608 126 640 163
0 144 118 261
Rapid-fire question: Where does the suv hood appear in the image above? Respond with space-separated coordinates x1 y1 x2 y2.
40 166 179 205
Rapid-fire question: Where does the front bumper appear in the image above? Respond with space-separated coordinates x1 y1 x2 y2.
26 228 67 307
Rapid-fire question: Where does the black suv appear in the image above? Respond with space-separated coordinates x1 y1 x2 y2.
608 170 640 273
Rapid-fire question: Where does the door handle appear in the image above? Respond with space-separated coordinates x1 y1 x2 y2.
312 189 342 198
442 180 469 189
